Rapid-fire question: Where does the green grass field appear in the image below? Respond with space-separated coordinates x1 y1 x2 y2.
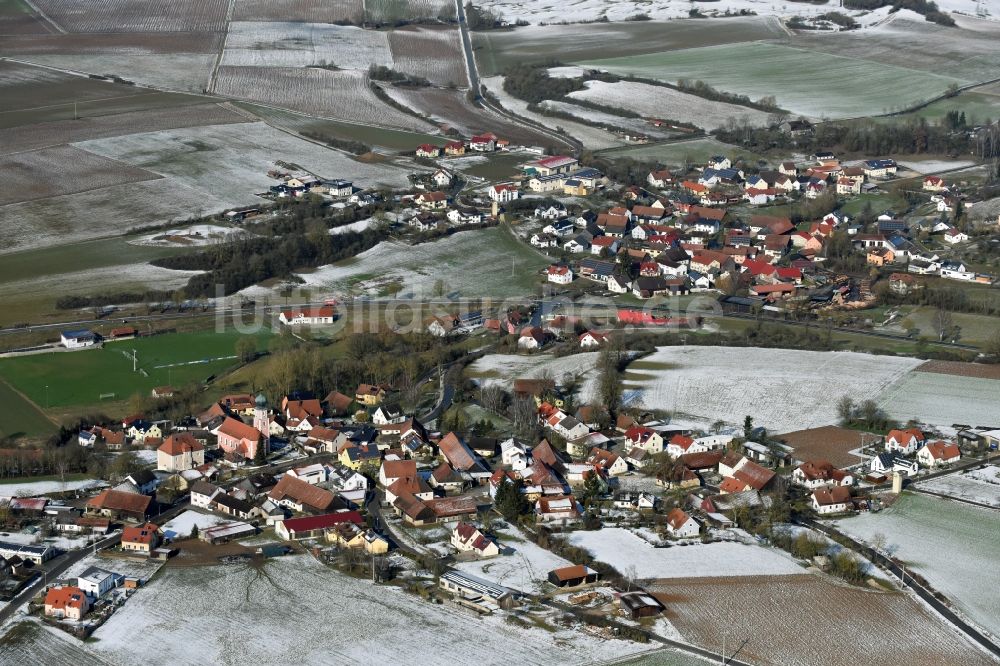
0 377 57 439
578 42 966 120
0 329 272 409
891 89 1000 126
597 137 764 166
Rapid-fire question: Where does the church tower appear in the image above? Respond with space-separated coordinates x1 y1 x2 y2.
253 393 271 456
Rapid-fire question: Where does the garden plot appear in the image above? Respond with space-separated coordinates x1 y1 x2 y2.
917 466 1000 507
569 528 803 579
212 66 435 131
0 145 159 206
220 22 392 69
566 80 771 131
45 554 652 665
622 346 921 433
876 371 1000 429
290 226 548 298
75 121 413 203
18 54 217 93
455 527 573 593
481 75 625 150
233 0 364 22
834 492 1000 638
32 0 230 32
387 26 466 87
578 42 966 120
654 574 994 666
468 352 601 399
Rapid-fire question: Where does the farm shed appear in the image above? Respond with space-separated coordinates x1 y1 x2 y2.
548 564 600 588
618 590 665 620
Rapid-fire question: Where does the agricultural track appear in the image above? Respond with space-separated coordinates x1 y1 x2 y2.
909 485 1000 511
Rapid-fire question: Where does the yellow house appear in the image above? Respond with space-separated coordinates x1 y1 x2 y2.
339 444 380 470
128 422 162 443
327 523 389 554
355 384 385 406
563 179 590 196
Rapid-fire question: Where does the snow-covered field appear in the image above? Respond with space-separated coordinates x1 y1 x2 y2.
0 478 104 496
160 509 231 540
481 75 626 150
76 122 413 203
468 352 601 399
898 159 977 174
918 466 1000 507
834 492 1000 637
57 554 652 665
566 80 772 130
212 66 434 131
623 346 922 433
538 100 672 138
454 526 571 593
287 226 548 298
569 528 804 579
220 22 393 69
130 224 242 247
876 371 1000 430
0 530 90 550
387 27 467 88
14 54 216 93
0 263 201 301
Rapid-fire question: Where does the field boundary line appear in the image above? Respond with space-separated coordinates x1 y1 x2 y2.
209 0 237 93
0 375 59 428
20 0 66 34
909 485 1000 512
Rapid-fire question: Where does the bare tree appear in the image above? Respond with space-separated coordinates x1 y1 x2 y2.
932 308 954 342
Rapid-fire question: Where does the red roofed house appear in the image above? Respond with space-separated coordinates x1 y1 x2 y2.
416 143 441 158
416 191 449 209
121 522 161 555
45 585 90 620
916 441 961 468
535 495 582 524
923 175 947 192
526 155 578 176
547 264 573 284
275 511 363 540
279 306 336 325
438 432 490 477
812 486 852 515
625 426 664 454
488 182 520 203
86 489 151 522
451 522 500 557
665 508 700 538
885 428 924 455
444 141 466 156
157 432 205 472
470 133 497 152
792 460 854 489
579 330 607 348
269 474 337 514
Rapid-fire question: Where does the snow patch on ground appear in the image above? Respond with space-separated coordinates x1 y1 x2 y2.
129 224 242 247
569 528 805 579
453 525 571 593
0 478 105 496
917 466 1000 507
160 509 230 540
468 352 602 401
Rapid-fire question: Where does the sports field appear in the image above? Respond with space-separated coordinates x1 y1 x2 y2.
0 329 272 409
0 377 57 439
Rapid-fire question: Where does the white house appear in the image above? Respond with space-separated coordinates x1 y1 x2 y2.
943 228 968 244
190 480 222 509
792 461 854 489
607 275 630 294
278 306 336 325
285 463 328 485
578 331 607 348
547 265 573 284
811 486 851 515
916 441 961 468
624 426 664 454
885 429 924 455
500 438 528 471
488 183 520 202
77 566 123 599
665 508 700 538
372 406 403 425
451 522 500 557
60 329 97 349
869 453 918 477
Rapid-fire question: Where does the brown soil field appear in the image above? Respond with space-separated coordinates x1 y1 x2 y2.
32 0 230 33
233 0 364 23
0 103 249 154
652 574 994 666
915 360 1000 380
0 7 54 35
0 60 147 113
387 87 558 148
387 25 467 87
0 31 223 54
0 144 160 205
773 425 874 468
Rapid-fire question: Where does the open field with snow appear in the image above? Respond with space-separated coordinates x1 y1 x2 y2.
32 0 230 32
917 466 1000 507
0 554 653 665
212 66 435 131
17 54 217 93
567 80 771 131
0 145 158 206
834 492 1000 638
597 137 763 166
653 574 994 666
876 371 1000 430
289 226 549 298
622 346 921 433
76 121 412 202
387 26 467 87
220 22 392 69
0 478 104 496
454 526 571 593
468 352 601 398
233 0 364 22
569 528 804 579
538 100 674 139
578 41 967 119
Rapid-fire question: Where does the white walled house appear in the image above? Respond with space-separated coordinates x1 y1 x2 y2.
279 306 336 325
812 486 851 514
666 508 700 538
916 441 961 468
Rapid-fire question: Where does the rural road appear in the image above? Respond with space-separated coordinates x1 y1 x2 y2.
805 518 1000 660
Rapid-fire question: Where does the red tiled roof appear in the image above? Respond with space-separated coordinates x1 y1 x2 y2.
122 522 159 545
217 416 261 443
269 475 335 512
86 489 151 515
280 511 362 534
158 433 203 456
